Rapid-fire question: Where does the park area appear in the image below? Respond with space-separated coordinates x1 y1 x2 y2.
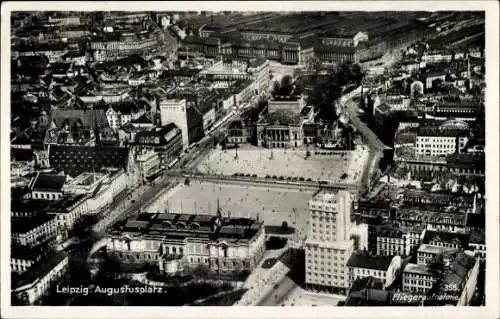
145 180 315 240
196 148 355 183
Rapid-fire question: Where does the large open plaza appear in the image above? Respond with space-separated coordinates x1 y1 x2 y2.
196 148 367 184
145 180 315 240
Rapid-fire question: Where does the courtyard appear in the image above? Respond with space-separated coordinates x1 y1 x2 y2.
145 180 315 240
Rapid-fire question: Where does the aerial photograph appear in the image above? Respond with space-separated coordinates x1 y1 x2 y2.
8 10 486 308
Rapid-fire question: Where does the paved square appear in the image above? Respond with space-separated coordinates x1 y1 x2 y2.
197 148 356 183
146 181 315 240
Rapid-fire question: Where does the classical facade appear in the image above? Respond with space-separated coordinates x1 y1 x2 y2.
106 212 266 274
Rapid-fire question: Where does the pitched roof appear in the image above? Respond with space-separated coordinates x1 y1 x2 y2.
49 109 109 130
422 230 470 249
11 214 56 234
31 173 66 192
12 252 67 289
346 251 394 271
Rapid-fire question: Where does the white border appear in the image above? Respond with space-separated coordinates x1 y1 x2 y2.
1 2 498 319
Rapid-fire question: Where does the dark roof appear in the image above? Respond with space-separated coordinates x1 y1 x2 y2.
12 214 56 234
417 126 469 137
31 173 66 192
11 245 43 261
48 145 130 177
466 213 485 229
260 109 302 126
49 109 109 130
469 228 485 244
109 101 140 115
345 276 391 306
422 230 470 248
12 252 67 289
11 148 34 162
11 194 87 215
346 251 394 271
315 44 356 54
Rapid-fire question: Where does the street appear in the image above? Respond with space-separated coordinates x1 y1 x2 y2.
343 96 390 152
256 275 297 306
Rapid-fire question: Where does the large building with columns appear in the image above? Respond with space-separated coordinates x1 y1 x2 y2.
106 212 266 274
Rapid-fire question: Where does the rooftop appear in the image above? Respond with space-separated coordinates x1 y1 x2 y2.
11 214 56 234
422 230 470 248
31 173 66 192
48 145 130 177
12 252 67 289
259 109 303 126
417 126 469 137
110 212 263 242
346 251 395 271
403 263 437 276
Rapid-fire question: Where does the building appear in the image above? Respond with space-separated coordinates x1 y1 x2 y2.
11 214 58 247
417 244 459 265
28 173 66 201
44 109 110 146
135 148 161 182
11 193 89 237
159 99 189 150
402 263 438 294
434 252 480 306
90 30 162 62
422 229 470 250
233 80 256 106
425 72 447 89
105 102 145 130
62 168 129 215
48 144 138 185
106 212 266 274
344 277 392 306
346 252 401 289
227 120 251 146
256 96 310 148
467 229 485 259
11 245 43 274
247 58 270 94
415 125 469 157
305 189 356 294
11 252 69 305
376 224 424 257
134 123 183 167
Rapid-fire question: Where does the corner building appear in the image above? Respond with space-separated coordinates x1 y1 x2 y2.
305 189 355 294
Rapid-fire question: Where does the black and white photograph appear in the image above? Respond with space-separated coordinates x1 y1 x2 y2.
1 1 498 318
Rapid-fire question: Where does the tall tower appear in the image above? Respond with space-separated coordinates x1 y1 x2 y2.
159 98 189 151
305 189 355 294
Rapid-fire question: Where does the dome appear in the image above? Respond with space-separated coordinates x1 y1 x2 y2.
439 118 469 130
